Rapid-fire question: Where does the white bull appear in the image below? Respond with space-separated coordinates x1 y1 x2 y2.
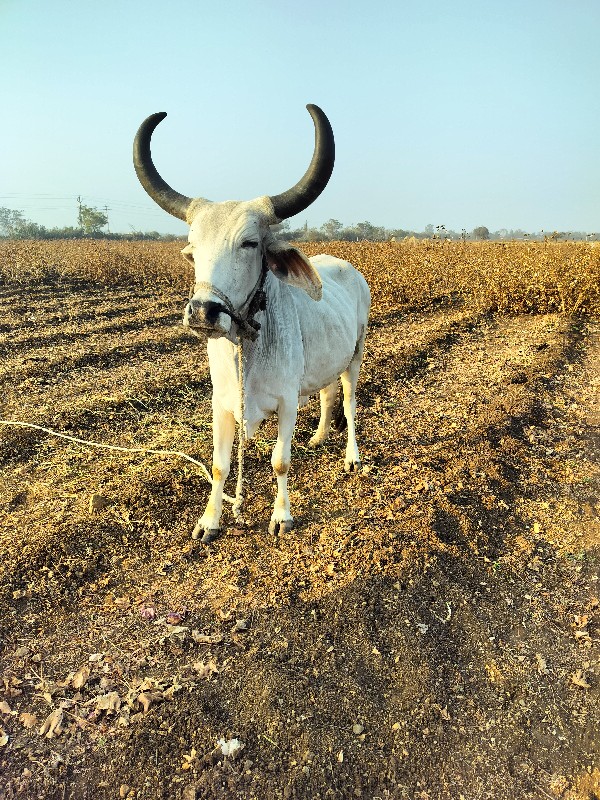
133 105 370 542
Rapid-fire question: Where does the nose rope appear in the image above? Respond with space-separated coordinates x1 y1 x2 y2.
232 340 245 518
187 257 268 523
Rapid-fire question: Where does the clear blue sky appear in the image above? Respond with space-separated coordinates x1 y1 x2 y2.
1 0 598 235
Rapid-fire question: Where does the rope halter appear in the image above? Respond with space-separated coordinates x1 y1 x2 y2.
189 254 268 342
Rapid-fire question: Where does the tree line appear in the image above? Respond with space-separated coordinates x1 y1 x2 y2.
279 221 599 242
0 207 596 243
0 207 180 241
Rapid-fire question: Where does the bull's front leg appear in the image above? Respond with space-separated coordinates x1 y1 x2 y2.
269 399 298 535
192 397 236 543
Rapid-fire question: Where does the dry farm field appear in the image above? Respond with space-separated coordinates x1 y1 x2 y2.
0 239 599 800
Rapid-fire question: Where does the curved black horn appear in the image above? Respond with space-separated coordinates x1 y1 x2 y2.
133 112 193 221
269 104 335 221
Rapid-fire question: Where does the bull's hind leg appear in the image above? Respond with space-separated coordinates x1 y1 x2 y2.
308 381 338 447
341 334 366 473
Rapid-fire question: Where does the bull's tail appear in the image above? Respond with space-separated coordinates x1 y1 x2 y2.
333 385 347 432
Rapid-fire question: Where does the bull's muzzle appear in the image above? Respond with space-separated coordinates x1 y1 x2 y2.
183 299 232 338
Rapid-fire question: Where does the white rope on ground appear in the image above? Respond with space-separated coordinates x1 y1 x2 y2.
0 418 239 506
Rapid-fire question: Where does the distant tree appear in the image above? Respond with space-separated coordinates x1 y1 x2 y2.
13 221 49 239
0 208 50 239
320 219 343 240
473 226 490 240
78 204 108 235
354 221 378 240
0 207 26 237
302 227 324 242
389 229 411 240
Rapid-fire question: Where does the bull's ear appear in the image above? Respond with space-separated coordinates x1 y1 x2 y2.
265 241 322 301
181 243 194 264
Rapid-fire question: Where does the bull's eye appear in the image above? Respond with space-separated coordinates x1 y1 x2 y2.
241 240 259 249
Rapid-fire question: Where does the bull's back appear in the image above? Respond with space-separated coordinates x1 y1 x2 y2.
310 254 370 311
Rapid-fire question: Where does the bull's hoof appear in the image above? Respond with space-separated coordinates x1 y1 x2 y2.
268 519 294 536
192 523 221 544
344 460 362 473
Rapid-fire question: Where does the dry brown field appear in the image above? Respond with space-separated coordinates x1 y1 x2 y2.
0 239 598 800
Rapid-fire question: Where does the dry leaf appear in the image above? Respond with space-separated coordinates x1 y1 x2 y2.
72 665 91 690
95 692 121 713
193 659 220 679
0 700 15 715
138 692 163 713
162 682 182 701
535 653 548 674
181 747 200 771
571 670 591 689
88 653 104 663
0 730 8 746
3 676 23 698
191 630 224 645
575 629 592 643
137 678 158 692
39 707 64 738
19 712 38 729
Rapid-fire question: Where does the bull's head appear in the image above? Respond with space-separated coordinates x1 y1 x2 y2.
133 105 335 341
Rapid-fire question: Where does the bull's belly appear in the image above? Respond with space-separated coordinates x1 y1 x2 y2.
299 322 358 395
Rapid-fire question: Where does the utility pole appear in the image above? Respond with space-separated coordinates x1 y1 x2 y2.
103 205 110 234
76 196 83 228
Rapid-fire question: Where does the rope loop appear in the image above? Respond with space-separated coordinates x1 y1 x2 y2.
232 339 245 518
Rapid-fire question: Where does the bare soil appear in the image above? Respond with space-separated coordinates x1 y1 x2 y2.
0 277 598 800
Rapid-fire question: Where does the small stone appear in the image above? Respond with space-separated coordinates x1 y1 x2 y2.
352 724 364 735
119 785 130 798
90 494 111 513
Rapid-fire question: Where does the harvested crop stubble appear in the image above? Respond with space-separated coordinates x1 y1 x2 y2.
0 239 599 315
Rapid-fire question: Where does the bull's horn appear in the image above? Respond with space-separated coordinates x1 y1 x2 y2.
269 104 335 221
133 112 193 221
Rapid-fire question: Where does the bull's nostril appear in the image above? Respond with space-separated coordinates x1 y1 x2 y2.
204 301 223 325
185 300 224 326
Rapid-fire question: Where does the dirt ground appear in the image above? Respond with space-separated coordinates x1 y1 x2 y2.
0 275 598 800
